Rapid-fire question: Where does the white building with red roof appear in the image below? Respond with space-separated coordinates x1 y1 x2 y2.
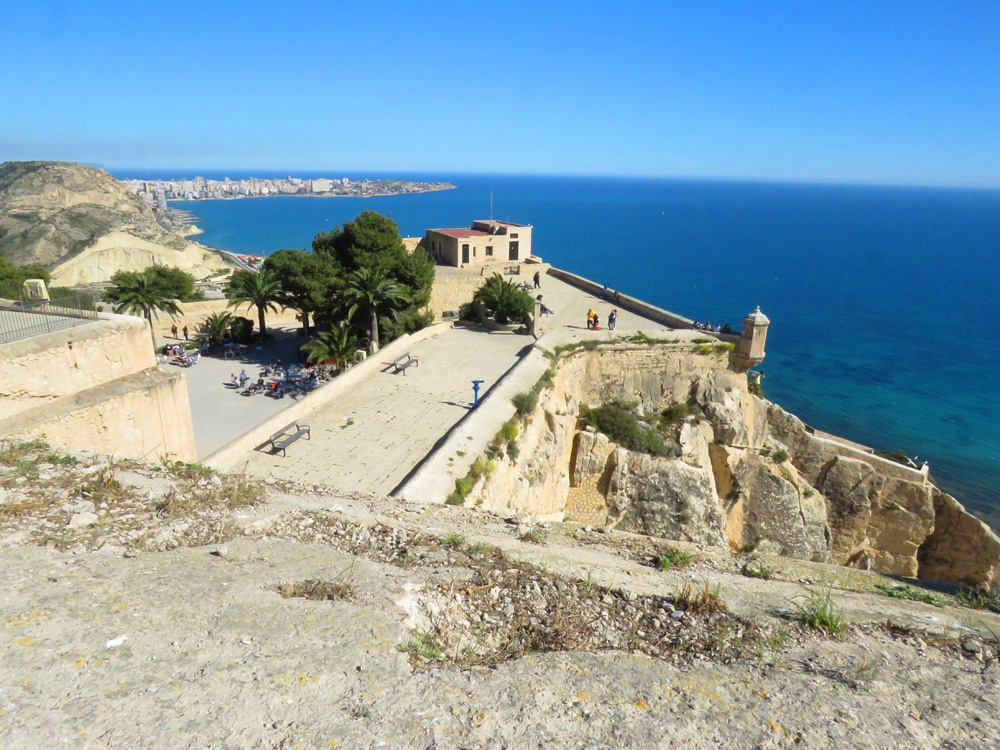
424 220 533 268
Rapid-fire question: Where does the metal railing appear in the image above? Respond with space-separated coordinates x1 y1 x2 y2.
0 284 100 345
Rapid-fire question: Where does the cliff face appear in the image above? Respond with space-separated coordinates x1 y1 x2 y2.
470 344 1000 588
0 161 229 283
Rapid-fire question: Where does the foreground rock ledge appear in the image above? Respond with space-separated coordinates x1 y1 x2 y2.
0 454 998 749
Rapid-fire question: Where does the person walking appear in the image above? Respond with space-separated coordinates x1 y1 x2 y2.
586 309 594 329
533 271 541 289
183 325 189 340
609 309 618 330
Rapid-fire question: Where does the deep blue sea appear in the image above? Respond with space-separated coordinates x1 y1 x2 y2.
119 170 1000 528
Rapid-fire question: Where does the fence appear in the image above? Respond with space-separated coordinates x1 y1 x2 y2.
0 284 100 345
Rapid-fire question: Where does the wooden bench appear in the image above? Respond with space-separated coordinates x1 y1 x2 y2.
269 421 311 456
392 352 419 375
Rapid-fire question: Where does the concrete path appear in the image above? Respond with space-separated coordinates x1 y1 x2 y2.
237 326 531 494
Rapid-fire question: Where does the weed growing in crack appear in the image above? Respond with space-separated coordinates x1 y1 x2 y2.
791 586 848 636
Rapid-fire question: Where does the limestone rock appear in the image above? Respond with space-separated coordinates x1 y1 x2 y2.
604 449 727 547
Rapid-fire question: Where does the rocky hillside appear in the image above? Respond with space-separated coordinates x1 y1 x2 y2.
0 161 230 284
0 441 998 748
468 342 1000 589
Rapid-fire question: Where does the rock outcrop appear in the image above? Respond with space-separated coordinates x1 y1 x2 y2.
466 342 1000 588
0 161 230 283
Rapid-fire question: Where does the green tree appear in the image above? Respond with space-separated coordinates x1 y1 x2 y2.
312 210 434 340
104 266 203 305
262 248 330 335
105 271 180 350
342 267 404 351
198 311 236 345
0 257 50 286
301 326 356 369
225 268 284 337
473 273 534 324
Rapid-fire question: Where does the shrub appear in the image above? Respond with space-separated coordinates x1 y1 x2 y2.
771 449 789 463
473 273 534 324
660 402 697 425
512 390 538 417
694 343 715 355
585 402 672 457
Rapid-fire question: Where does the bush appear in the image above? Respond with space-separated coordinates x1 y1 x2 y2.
771 449 789 463
585 402 672 457
512 390 538 417
473 273 534 324
229 316 254 343
660 402 697 425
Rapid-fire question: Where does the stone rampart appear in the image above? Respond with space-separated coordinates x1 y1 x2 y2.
0 314 155 420
0 366 196 461
151 299 303 340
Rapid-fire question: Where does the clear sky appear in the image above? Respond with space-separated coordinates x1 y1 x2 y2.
1 0 997 186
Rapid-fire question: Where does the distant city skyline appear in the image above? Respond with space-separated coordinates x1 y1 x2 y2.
1 1 998 188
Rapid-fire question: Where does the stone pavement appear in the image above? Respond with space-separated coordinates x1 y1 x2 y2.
237 326 532 494
157 326 304 459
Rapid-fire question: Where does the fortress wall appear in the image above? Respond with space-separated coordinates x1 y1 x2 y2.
0 314 156 420
427 275 486 320
0 367 196 462
150 299 303 340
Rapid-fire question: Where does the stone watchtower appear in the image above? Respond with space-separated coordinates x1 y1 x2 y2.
733 306 770 372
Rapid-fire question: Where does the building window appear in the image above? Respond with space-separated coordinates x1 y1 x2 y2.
486 246 493 256
510 233 519 238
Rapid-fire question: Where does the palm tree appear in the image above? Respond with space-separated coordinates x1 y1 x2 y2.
301 326 356 370
198 311 236 346
107 270 180 350
473 273 534 324
225 268 284 337
342 267 404 351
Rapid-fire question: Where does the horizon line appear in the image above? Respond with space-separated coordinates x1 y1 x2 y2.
95 164 1000 192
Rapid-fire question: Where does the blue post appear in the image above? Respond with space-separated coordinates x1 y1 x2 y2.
471 380 484 408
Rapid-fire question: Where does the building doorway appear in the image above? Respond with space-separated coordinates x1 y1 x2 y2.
509 241 519 261
462 244 470 264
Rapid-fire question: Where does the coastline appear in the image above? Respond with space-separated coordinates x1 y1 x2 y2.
166 184 456 202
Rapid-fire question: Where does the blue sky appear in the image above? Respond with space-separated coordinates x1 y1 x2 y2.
1 0 997 186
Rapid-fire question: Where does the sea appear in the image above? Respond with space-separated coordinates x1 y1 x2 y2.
117 170 1000 528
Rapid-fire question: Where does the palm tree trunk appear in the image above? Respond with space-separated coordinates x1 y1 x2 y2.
145 311 157 354
370 309 379 351
257 306 267 337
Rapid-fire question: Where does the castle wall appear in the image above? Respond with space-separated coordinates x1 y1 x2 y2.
0 367 196 462
0 314 155 420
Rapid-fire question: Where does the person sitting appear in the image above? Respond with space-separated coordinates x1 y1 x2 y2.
722 323 733 334
540 303 554 315
230 373 238 385
692 318 701 330
713 323 722 333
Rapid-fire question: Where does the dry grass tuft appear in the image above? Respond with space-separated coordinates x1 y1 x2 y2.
674 581 727 614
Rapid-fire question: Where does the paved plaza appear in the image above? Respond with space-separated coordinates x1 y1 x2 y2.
157 328 305 459
178 269 715 494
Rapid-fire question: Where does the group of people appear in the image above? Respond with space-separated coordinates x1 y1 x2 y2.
170 324 189 340
586 308 618 331
691 319 733 334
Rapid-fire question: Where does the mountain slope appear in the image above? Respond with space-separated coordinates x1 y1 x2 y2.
0 161 230 283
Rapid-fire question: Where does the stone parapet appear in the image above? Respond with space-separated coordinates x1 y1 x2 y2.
0 314 156 420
